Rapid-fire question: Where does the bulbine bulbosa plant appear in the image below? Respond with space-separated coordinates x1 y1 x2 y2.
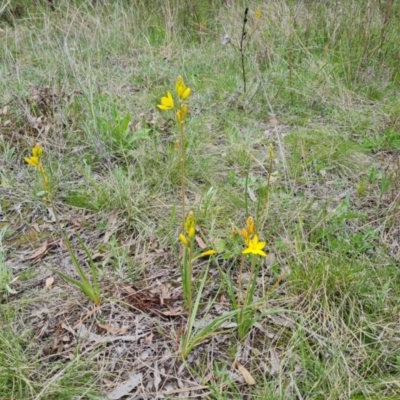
25 144 101 306
219 216 268 339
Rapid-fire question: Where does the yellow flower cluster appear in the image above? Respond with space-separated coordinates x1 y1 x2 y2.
240 216 267 257
24 143 49 190
179 211 195 247
157 75 191 125
179 211 216 257
24 143 43 168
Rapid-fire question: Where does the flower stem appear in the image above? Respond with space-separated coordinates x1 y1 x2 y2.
180 120 185 231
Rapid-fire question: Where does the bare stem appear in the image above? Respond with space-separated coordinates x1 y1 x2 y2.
240 8 249 94
180 121 185 230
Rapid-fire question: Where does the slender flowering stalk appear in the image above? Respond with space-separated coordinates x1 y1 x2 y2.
259 144 275 220
179 210 216 309
157 75 191 230
179 211 196 313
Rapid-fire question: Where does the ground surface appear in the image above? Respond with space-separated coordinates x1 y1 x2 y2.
1 1 400 399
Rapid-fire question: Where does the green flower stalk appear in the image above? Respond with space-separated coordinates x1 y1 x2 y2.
179 210 216 312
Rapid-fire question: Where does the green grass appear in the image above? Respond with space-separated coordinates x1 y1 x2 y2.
1 0 400 398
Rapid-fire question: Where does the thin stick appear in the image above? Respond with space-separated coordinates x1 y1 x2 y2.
240 8 249 94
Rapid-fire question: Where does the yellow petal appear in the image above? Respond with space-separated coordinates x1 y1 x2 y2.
182 104 189 118
188 226 195 239
242 234 267 257
200 249 217 257
179 233 189 246
181 87 191 100
157 91 174 110
269 143 274 160
32 143 43 158
175 76 191 100
24 156 40 167
246 216 255 235
176 76 184 93
184 211 195 234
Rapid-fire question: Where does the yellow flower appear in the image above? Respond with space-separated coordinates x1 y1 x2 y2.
32 143 43 159
157 91 174 110
175 76 191 100
241 228 249 243
184 211 195 238
200 249 217 257
269 143 274 160
24 156 40 167
242 235 267 257
255 8 262 20
188 226 195 239
246 216 255 236
176 110 183 124
179 233 189 246
182 104 188 118
177 104 189 124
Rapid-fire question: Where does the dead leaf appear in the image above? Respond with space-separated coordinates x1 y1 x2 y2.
144 333 154 344
235 360 256 385
27 240 49 261
269 348 280 375
92 251 112 261
219 293 227 303
96 324 129 335
154 367 162 390
59 238 67 251
269 117 278 124
103 209 119 244
45 277 54 288
77 324 146 345
160 284 169 305
31 223 41 232
117 326 129 335
155 305 185 316
269 172 279 183
106 373 143 400
46 207 57 222
195 235 207 249
97 323 119 334
69 216 81 228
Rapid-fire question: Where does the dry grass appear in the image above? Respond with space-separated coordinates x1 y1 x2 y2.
1 0 400 399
